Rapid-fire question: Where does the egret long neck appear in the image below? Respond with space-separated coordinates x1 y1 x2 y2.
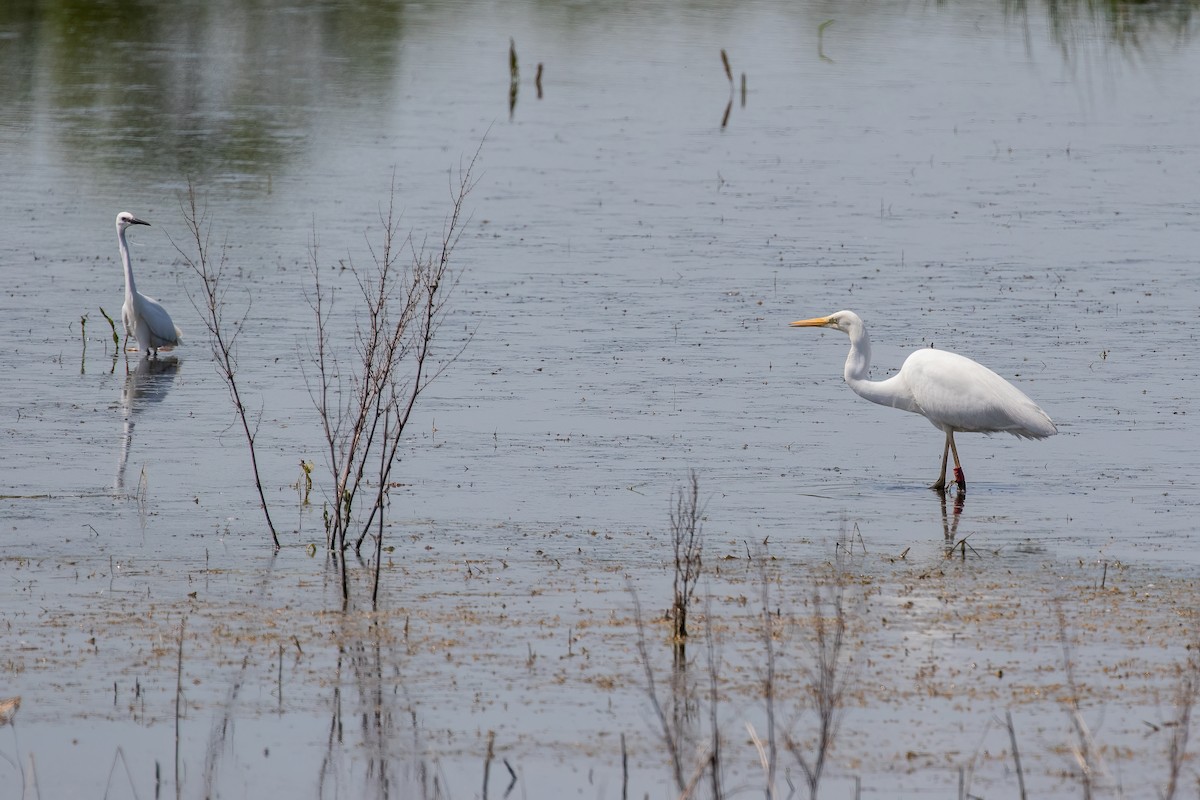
118 227 137 297
842 324 903 408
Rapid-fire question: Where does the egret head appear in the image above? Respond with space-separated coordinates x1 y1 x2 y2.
116 212 151 231
789 310 862 333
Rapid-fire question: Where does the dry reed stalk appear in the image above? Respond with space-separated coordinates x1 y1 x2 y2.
175 185 280 548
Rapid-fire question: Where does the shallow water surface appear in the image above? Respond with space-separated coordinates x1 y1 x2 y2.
2 0 1200 797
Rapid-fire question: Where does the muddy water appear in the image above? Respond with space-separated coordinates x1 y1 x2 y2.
2 1 1200 797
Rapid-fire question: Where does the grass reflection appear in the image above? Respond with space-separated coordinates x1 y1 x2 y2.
1005 0 1199 58
0 0 410 183
0 0 1197 183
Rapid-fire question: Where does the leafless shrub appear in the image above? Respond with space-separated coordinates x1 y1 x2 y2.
1161 650 1200 800
1053 606 1199 800
786 567 849 800
175 185 279 548
635 480 861 800
671 469 705 659
306 148 479 605
632 575 733 799
1055 604 1113 799
630 585 690 793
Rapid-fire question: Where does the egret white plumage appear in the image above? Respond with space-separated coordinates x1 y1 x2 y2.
790 310 1056 493
116 212 182 358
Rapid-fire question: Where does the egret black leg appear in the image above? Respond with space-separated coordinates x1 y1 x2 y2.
949 432 966 493
929 432 951 493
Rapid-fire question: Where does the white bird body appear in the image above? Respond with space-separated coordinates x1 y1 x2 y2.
116 212 182 357
791 310 1056 492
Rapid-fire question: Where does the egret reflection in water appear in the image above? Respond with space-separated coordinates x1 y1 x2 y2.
116 356 181 490
940 491 966 553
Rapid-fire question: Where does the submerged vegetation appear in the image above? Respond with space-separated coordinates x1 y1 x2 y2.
639 473 855 800
622 473 1200 799
8 494 1198 797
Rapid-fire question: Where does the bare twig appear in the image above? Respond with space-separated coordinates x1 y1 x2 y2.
483 729 495 800
629 584 686 791
703 593 723 799
787 569 849 800
1056 604 1117 798
1006 711 1027 800
79 313 87 373
174 185 280 549
757 554 779 799
103 747 141 800
1162 651 1199 800
621 732 629 800
503 758 517 797
305 144 481 605
671 470 705 658
175 615 186 799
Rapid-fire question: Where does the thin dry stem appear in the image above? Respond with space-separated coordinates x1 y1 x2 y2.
1056 604 1119 798
305 143 481 605
1161 651 1199 800
671 469 705 648
703 592 723 800
757 554 779 799
787 571 849 800
175 183 280 549
630 585 687 792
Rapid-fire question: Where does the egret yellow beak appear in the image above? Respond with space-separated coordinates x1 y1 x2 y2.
789 316 832 328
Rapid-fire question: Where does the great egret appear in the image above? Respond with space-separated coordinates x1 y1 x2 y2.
790 310 1056 493
116 212 182 358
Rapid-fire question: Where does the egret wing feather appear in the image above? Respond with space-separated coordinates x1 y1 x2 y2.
901 349 1055 438
134 293 183 350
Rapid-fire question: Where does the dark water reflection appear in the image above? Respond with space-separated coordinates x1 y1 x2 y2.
2 0 1198 186
1 0 410 181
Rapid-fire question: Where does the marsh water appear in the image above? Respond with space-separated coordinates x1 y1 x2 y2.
3 1 1200 797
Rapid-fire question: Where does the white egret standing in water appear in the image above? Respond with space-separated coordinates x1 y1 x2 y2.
790 310 1056 493
116 211 182 358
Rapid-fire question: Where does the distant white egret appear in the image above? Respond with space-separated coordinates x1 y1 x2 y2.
116 212 182 358
790 310 1056 493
